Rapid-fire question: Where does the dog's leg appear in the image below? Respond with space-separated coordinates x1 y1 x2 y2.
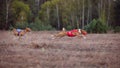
18 35 21 40
51 34 65 39
51 35 61 39
51 35 56 39
75 32 86 39
51 34 60 39
81 34 86 39
18 33 23 40
73 32 82 38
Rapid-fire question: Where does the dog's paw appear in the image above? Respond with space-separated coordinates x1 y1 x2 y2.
51 35 55 39
83 36 86 39
51 35 54 37
52 37 55 40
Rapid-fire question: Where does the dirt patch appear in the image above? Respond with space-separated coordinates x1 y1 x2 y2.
0 31 120 68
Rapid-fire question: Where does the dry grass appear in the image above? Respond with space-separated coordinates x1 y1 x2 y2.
0 31 120 68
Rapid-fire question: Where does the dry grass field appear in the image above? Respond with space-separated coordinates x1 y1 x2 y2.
0 31 120 68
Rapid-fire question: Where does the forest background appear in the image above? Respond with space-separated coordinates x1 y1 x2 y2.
0 0 120 33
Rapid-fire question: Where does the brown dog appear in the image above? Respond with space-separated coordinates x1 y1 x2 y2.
12 27 31 39
52 28 87 39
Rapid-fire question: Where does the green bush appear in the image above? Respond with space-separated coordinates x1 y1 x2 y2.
114 26 120 33
84 19 108 33
9 17 55 31
14 22 29 29
28 18 54 31
66 25 73 30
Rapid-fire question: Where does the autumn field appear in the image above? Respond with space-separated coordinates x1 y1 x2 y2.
0 31 120 68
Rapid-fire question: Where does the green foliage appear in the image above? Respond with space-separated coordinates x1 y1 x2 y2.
40 0 77 29
9 17 54 31
14 22 29 29
40 0 60 22
99 10 107 24
66 25 73 30
9 25 14 30
1 0 119 30
85 19 108 33
114 26 120 33
12 0 30 14
12 0 30 21
28 18 54 31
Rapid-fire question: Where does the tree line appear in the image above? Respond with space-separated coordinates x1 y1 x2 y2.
0 0 120 32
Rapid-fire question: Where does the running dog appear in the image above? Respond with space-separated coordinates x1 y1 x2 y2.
52 28 87 39
12 27 31 39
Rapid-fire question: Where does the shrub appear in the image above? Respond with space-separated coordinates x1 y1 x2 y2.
14 22 29 29
9 25 14 30
114 26 120 33
28 18 54 31
84 19 108 33
66 25 73 30
9 17 55 31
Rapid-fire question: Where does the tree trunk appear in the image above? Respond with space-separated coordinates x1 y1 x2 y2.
98 0 101 18
35 0 40 17
107 0 111 26
47 7 50 24
89 0 92 23
5 0 9 29
76 16 79 29
87 0 90 25
82 0 85 29
56 4 60 29
71 13 74 28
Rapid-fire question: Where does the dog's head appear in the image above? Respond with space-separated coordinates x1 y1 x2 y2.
12 28 17 33
78 29 87 35
81 29 87 35
25 27 31 32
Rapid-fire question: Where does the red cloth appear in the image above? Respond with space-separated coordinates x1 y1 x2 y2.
66 29 87 37
66 31 75 37
70 29 78 32
66 29 78 37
